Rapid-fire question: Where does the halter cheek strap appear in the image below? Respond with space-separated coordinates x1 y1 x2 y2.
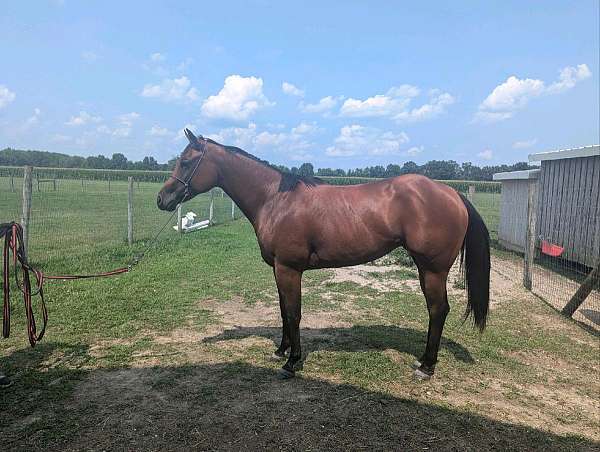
170 137 208 200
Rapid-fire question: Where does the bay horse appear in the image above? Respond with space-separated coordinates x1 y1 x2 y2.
157 129 490 380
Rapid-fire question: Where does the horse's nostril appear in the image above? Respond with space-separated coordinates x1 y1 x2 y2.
157 194 162 206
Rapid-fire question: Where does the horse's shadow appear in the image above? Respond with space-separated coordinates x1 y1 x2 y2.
202 324 474 364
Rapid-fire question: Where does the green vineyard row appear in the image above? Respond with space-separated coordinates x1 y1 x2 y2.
0 166 501 192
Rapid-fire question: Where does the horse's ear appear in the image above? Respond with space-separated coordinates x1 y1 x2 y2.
184 128 199 146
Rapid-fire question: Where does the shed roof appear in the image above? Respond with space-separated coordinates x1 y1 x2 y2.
493 169 540 181
528 145 599 162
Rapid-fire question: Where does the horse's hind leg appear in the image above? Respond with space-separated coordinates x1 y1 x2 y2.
414 269 450 380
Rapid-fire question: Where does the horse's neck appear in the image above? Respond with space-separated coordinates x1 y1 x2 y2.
214 150 280 225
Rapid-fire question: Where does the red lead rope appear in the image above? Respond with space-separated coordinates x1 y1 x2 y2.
1 222 128 347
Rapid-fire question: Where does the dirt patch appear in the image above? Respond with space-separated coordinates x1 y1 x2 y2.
326 255 528 308
441 377 600 441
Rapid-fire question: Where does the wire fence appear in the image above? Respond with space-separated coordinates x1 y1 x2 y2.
1 169 503 269
529 156 600 330
0 169 242 276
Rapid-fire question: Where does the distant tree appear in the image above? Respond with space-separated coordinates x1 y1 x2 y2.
142 156 159 170
111 153 128 169
401 161 420 175
385 164 402 177
298 162 314 177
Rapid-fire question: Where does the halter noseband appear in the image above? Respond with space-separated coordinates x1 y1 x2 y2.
170 137 208 201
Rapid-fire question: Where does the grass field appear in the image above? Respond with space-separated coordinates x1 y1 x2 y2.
1 176 597 450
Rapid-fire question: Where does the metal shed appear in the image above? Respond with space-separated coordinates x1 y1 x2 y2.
529 145 600 267
493 169 540 253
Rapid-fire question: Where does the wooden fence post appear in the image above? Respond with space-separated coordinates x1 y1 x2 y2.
209 190 214 224
231 199 235 220
127 177 134 245
177 204 183 234
523 178 538 290
21 166 33 258
468 185 475 200
10 174 15 192
562 257 600 317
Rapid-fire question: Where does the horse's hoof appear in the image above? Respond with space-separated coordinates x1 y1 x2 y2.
270 352 286 361
277 368 295 380
411 360 422 369
413 368 433 381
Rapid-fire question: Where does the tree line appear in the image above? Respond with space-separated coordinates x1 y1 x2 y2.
0 148 175 171
0 147 535 181
276 160 534 181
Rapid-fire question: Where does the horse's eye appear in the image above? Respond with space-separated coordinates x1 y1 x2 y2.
180 159 191 167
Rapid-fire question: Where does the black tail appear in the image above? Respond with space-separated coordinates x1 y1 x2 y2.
459 194 491 331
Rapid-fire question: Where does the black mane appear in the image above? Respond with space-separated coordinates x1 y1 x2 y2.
205 138 326 192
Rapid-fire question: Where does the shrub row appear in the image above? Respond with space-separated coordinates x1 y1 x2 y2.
320 176 500 193
0 166 501 192
0 166 171 183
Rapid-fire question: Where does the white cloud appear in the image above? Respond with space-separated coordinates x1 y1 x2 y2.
393 91 455 123
0 85 16 109
118 112 140 126
512 138 538 149
23 108 41 128
81 51 99 63
150 52 166 63
475 64 592 122
282 82 304 97
51 134 72 143
406 145 424 156
547 64 591 93
340 85 418 118
176 57 194 72
339 85 453 122
291 121 320 135
326 125 409 157
201 75 273 121
96 112 139 137
149 125 171 137
209 123 259 149
478 149 494 160
210 121 317 160
479 76 545 115
141 76 199 103
65 110 102 126
112 112 139 137
300 96 341 114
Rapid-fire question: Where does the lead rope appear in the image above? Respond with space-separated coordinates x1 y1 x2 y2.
1 207 179 347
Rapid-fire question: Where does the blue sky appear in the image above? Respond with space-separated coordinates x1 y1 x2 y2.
0 1 598 169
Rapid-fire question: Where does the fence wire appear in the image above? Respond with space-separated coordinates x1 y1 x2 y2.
530 157 600 330
0 170 242 277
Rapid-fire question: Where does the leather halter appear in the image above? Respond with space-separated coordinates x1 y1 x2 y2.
169 137 208 201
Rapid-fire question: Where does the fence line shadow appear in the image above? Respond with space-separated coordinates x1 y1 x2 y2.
201 324 475 364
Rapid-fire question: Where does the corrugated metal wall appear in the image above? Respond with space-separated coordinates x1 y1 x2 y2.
498 179 529 253
536 155 600 267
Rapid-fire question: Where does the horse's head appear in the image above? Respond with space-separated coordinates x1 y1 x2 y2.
156 128 219 211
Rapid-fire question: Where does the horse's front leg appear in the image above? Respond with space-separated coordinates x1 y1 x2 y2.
273 261 303 379
272 268 290 360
